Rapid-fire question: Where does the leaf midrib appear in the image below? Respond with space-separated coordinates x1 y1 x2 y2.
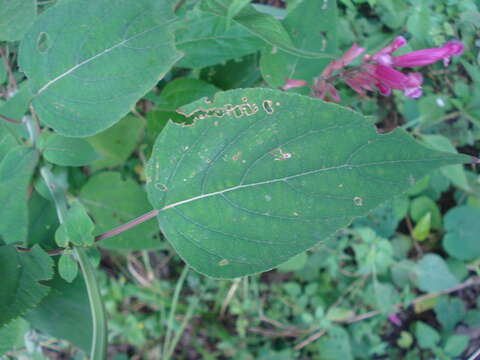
158 156 455 212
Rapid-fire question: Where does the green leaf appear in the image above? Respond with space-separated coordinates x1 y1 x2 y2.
277 252 308 272
415 321 440 349
422 134 470 191
0 146 38 244
317 326 353 360
25 275 92 352
175 9 264 69
19 0 182 137
443 206 480 261
0 81 33 139
42 134 99 167
80 172 161 250
27 190 59 249
200 0 332 59
0 0 36 41
0 318 29 356
86 115 144 170
0 245 54 327
374 282 398 313
58 253 79 283
445 334 469 357
145 88 468 278
158 78 220 111
414 254 459 293
410 196 442 230
411 212 431 242
0 122 18 161
55 200 95 247
261 0 337 87
227 0 252 23
434 296 466 332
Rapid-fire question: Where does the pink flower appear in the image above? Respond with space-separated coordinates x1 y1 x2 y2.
371 36 407 66
282 78 308 90
322 43 366 76
344 64 423 99
388 313 402 326
391 41 464 67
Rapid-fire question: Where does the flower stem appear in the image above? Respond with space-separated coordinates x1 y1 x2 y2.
95 209 159 242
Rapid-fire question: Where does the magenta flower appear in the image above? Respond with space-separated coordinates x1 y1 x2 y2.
388 313 402 327
390 41 464 67
280 36 463 102
371 36 407 66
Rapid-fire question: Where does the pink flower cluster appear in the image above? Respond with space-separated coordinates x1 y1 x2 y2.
283 37 464 102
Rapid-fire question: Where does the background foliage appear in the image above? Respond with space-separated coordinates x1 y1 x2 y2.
1 0 479 359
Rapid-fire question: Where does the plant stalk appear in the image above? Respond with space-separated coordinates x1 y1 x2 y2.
40 166 108 359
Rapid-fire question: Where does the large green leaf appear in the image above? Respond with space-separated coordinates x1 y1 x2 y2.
18 0 182 137
175 8 264 69
25 275 92 352
0 318 29 355
200 0 333 59
0 146 38 244
0 0 36 41
260 0 338 87
80 172 161 250
0 245 53 327
145 88 469 278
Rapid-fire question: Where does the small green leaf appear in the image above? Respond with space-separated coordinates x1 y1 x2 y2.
414 254 459 293
58 253 79 283
43 134 99 167
443 206 480 261
146 88 469 278
411 212 431 241
374 282 398 313
397 331 413 349
0 0 36 41
55 201 95 247
0 146 38 244
445 334 469 357
410 196 442 230
19 0 182 137
86 115 144 170
0 245 54 327
80 172 160 250
415 321 440 350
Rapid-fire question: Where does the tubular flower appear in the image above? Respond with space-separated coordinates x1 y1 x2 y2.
390 41 464 67
280 36 463 102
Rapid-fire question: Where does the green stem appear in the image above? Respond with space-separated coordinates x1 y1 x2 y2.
75 247 108 360
40 165 108 359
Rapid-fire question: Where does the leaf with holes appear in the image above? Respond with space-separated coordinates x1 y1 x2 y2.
18 0 182 137
145 88 469 278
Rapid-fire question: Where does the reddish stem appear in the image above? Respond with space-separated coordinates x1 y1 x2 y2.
95 209 160 242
